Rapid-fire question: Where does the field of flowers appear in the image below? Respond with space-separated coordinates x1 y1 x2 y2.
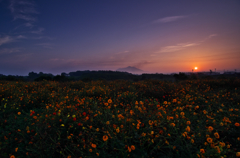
0 79 240 158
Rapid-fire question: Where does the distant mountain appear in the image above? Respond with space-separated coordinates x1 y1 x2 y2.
116 66 144 74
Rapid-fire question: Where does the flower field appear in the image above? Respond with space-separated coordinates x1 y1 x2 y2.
0 79 240 158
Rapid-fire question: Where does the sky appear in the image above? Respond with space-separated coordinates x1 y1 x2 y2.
0 0 240 75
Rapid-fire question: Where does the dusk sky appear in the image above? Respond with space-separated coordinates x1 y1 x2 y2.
0 0 240 75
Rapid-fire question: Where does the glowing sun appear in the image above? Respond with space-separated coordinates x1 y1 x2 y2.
194 67 198 70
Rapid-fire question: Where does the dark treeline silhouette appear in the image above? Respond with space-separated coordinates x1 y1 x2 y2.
0 70 240 82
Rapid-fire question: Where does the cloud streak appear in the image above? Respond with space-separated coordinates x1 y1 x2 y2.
0 48 22 55
31 27 45 34
153 34 218 54
35 43 54 49
0 36 14 46
153 15 187 24
9 0 38 22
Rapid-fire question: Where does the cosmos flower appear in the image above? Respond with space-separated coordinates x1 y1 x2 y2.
103 135 108 141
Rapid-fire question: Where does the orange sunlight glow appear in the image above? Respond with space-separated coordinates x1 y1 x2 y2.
194 67 198 70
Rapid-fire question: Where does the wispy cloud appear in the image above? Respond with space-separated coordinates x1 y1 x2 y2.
31 27 45 34
0 35 14 46
115 50 129 55
0 48 22 55
153 15 187 24
17 35 27 39
158 42 199 53
35 43 54 49
25 22 34 28
153 34 217 55
9 0 38 22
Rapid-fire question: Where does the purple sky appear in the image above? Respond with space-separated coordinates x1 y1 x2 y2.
0 0 240 75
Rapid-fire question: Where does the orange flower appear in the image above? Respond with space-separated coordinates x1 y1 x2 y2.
186 121 191 125
89 148 92 152
131 145 135 150
235 122 240 127
219 142 225 147
91 144 97 148
130 110 134 115
67 156 71 158
208 126 213 132
108 99 112 104
128 146 131 152
207 137 213 143
10 155 15 158
214 132 220 139
103 135 108 141
18 112 21 115
236 152 240 157
186 126 190 132
96 153 99 156
15 147 18 152
191 139 194 144
116 128 120 133
106 121 110 125
200 149 205 154
180 112 185 116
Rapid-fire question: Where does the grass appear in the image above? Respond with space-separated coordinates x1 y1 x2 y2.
0 79 240 158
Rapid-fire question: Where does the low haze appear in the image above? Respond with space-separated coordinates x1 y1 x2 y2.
0 0 240 75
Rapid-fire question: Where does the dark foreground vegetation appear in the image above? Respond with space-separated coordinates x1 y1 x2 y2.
0 70 240 82
0 78 240 158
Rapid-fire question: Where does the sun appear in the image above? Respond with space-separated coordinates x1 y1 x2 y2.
194 67 198 70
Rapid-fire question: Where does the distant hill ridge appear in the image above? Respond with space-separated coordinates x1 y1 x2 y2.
116 66 143 74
